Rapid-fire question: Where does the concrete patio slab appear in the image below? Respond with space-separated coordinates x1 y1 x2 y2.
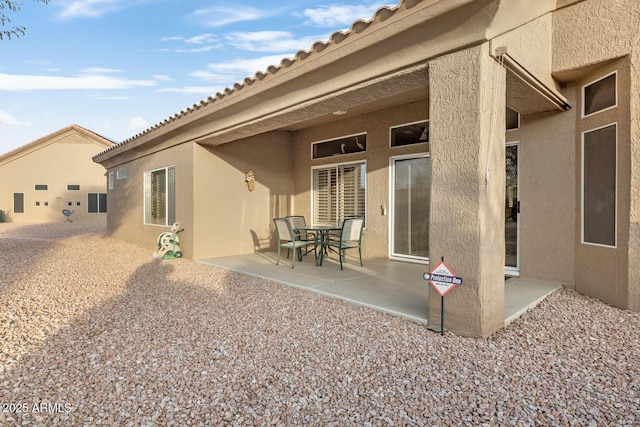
199 251 563 327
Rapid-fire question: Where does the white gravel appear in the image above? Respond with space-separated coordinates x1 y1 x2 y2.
0 221 639 426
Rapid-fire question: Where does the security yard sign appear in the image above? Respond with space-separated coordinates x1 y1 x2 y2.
423 257 463 336
423 260 463 296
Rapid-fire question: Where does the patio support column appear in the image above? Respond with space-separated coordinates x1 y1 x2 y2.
628 49 640 312
427 43 506 337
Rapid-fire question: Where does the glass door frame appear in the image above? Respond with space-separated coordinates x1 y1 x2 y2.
505 141 520 276
388 153 430 264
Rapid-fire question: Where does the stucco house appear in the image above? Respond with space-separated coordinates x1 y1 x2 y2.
93 0 640 337
0 124 114 223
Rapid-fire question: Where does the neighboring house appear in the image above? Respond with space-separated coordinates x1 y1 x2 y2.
0 125 114 223
93 0 640 337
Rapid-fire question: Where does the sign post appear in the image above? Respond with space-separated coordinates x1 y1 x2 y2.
423 257 463 336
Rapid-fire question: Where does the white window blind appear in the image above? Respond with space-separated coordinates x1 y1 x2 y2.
313 163 365 225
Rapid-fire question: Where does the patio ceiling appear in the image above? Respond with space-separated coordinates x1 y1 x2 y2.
195 64 430 145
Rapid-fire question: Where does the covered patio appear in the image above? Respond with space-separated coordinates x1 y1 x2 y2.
199 252 562 329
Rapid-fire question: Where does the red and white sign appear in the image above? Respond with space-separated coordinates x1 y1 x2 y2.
423 260 462 296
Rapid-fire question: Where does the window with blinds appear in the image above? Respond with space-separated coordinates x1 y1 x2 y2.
144 166 175 225
313 162 365 225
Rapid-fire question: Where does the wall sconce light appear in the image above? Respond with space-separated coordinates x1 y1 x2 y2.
245 171 255 191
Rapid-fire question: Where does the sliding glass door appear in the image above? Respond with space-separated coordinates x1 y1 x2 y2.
390 155 430 262
505 143 519 275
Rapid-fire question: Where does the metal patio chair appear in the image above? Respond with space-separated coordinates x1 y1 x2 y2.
325 216 365 270
285 215 315 257
273 217 317 269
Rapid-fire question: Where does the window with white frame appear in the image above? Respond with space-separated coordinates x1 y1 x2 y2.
506 107 519 130
312 133 367 159
144 166 175 226
313 162 366 225
582 72 617 117
108 172 114 190
582 123 616 247
390 121 428 147
88 193 107 213
117 169 128 179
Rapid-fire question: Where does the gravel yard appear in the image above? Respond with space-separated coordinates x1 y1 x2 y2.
0 222 639 426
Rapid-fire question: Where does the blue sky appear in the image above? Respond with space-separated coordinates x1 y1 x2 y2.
0 0 395 154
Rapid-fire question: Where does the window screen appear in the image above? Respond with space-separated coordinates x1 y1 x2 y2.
583 73 616 117
312 134 366 159
506 108 519 130
390 121 428 147
35 185 48 191
14 193 24 213
582 124 616 246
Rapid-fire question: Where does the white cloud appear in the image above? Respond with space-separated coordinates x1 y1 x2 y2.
92 95 130 100
153 74 172 82
175 45 220 53
189 55 291 85
79 67 122 74
224 31 321 53
0 111 32 127
56 0 133 19
128 116 150 133
158 86 221 96
0 73 156 91
185 33 217 45
189 5 266 28
301 3 393 28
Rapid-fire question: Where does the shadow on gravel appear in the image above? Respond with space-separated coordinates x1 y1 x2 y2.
0 248 424 426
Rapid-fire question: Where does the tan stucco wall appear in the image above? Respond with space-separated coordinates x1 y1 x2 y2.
509 90 577 284
572 59 631 309
553 0 639 310
491 13 555 91
428 43 506 338
490 11 576 284
291 99 429 260
553 0 639 74
0 130 110 223
192 132 293 259
630 61 640 312
105 143 195 257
